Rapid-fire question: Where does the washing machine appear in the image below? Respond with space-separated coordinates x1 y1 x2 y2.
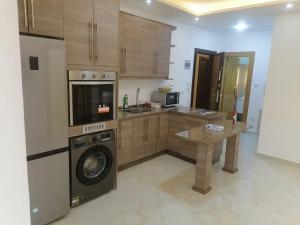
70 129 116 207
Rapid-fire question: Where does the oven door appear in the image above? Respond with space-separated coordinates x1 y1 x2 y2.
69 81 115 126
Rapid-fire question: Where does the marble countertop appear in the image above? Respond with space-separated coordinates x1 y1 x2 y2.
176 120 248 145
118 106 227 121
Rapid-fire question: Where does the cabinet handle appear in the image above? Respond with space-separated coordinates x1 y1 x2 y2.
153 51 157 74
120 48 124 73
119 124 122 149
30 0 35 28
124 48 127 73
156 51 159 74
88 20 93 62
23 0 28 27
158 116 160 138
94 22 98 63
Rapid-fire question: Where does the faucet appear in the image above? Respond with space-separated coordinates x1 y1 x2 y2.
136 88 140 107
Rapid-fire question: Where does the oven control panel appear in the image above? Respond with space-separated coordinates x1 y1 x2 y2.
68 71 116 81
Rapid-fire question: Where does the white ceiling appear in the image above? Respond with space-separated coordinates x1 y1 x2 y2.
120 0 300 33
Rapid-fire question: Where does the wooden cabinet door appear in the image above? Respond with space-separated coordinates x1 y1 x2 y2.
64 0 94 66
28 0 63 38
144 115 158 157
118 120 132 166
18 0 29 33
93 0 119 68
157 113 168 152
140 20 158 77
157 24 171 79
131 117 145 161
119 13 142 77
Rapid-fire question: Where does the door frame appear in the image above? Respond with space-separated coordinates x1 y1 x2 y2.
219 51 255 123
190 48 217 108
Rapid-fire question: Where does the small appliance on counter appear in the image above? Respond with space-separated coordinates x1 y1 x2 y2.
152 91 180 108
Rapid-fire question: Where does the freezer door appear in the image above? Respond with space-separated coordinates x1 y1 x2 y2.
20 35 68 156
27 152 70 225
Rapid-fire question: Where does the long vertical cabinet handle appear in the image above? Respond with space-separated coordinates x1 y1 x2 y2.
156 51 159 75
146 119 149 142
157 116 160 139
124 48 127 73
94 22 99 63
30 0 35 28
23 0 28 27
144 119 146 142
88 20 93 62
153 52 157 74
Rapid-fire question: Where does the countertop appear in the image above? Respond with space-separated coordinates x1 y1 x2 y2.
117 106 227 121
176 120 248 145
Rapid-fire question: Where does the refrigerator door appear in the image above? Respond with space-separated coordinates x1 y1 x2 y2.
27 152 70 225
20 35 68 156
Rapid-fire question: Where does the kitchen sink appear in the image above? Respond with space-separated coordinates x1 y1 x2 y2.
125 108 154 114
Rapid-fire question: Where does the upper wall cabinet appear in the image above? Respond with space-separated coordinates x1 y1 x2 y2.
120 12 176 79
64 0 119 71
17 0 64 38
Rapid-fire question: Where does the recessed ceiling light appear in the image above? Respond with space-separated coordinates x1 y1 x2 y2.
233 21 249 31
286 3 293 8
146 0 152 4
194 17 199 22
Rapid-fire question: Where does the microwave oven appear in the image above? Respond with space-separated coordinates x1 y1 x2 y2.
152 91 180 107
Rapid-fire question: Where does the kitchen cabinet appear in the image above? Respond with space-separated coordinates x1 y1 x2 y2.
118 120 132 166
144 115 158 157
64 0 119 70
120 12 175 79
157 113 168 152
131 117 146 161
17 0 63 38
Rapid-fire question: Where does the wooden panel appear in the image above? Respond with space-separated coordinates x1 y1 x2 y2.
118 119 132 166
94 0 119 68
63 0 93 66
28 0 63 38
144 115 157 157
157 24 171 79
119 12 142 77
140 19 158 77
157 113 168 152
18 0 29 33
180 139 198 160
131 117 145 161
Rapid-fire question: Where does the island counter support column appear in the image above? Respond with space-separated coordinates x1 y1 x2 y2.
193 144 214 194
223 133 240 173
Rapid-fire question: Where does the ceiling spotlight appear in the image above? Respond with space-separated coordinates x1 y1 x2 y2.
194 17 199 22
233 21 249 31
286 3 293 8
146 0 152 4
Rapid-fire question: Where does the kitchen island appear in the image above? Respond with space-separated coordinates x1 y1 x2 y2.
176 120 248 194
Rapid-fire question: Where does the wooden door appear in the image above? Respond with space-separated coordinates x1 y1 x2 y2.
64 0 94 66
18 0 29 33
157 113 168 152
28 0 63 38
118 120 132 166
94 0 119 68
140 20 158 77
131 117 145 161
144 115 158 157
209 52 224 110
119 12 142 77
157 24 171 79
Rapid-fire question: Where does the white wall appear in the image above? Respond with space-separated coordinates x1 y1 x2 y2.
258 12 300 164
119 3 222 107
221 31 273 132
0 1 31 225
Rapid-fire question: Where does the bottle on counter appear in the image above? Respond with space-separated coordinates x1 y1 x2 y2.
123 94 129 110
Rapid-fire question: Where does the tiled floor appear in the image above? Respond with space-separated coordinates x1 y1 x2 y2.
51 133 300 225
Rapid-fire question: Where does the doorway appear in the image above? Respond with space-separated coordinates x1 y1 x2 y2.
191 50 255 123
219 52 255 122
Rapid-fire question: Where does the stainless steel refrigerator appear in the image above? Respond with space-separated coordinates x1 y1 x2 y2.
20 35 70 225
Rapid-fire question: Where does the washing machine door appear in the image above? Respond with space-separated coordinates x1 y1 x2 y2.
76 144 113 185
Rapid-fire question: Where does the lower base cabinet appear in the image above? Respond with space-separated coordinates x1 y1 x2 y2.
118 112 224 168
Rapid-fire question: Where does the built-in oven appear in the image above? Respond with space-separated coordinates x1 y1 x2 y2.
69 71 116 127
